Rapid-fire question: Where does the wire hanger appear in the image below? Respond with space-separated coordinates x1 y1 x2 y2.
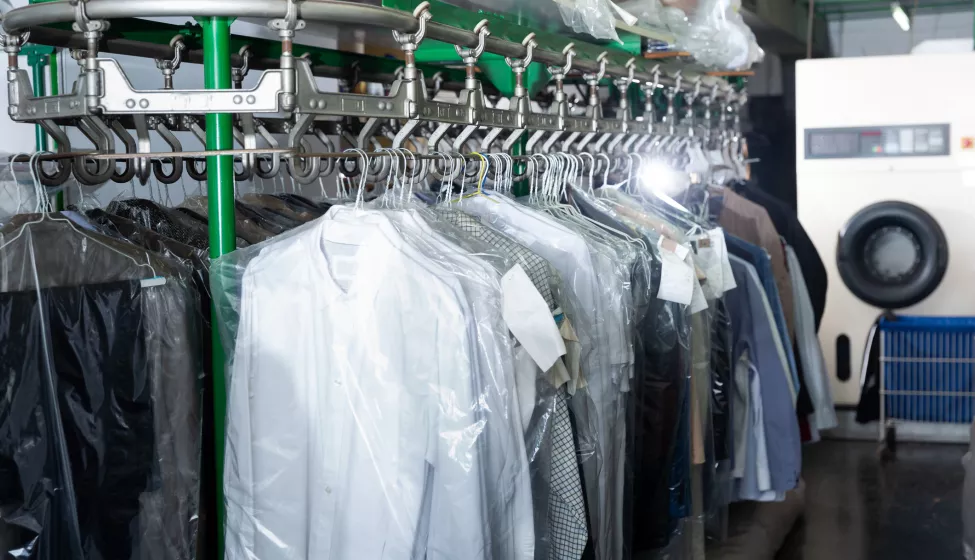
0 152 159 279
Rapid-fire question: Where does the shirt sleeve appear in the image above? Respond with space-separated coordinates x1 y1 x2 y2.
224 248 317 560
223 266 256 559
424 285 490 560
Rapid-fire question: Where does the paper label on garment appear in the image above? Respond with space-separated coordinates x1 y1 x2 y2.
658 237 690 261
657 249 695 306
674 243 691 261
140 277 167 288
688 255 710 314
693 236 723 300
502 264 567 371
709 227 737 292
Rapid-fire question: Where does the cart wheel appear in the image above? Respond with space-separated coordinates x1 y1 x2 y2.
880 425 898 461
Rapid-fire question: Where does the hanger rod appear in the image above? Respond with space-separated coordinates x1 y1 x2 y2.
9 148 559 164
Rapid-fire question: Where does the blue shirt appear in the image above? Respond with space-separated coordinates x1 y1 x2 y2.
725 257 801 494
724 234 800 394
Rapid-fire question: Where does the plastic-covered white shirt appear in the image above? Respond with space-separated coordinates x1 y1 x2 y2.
348 206 535 560
225 212 525 560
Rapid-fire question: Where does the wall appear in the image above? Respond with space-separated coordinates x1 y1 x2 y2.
747 52 785 96
828 9 973 57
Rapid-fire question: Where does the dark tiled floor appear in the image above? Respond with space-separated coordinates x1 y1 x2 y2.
777 440 966 560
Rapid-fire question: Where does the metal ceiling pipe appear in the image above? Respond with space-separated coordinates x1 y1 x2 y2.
1 0 733 96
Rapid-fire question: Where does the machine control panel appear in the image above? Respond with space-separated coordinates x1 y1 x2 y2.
804 124 950 159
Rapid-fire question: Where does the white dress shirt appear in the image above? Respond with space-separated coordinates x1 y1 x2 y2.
225 210 527 560
350 206 535 560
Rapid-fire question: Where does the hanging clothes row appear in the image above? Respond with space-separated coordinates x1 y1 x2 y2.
0 150 836 560
0 207 205 559
206 150 838 560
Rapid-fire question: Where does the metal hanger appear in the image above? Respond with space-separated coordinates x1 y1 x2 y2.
0 151 159 278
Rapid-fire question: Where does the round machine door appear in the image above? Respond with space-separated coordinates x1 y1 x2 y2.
836 201 948 309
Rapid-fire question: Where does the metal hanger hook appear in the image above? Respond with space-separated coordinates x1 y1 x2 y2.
505 32 537 70
583 51 608 85
548 43 576 80
232 45 252 88
392 1 432 49
454 20 490 62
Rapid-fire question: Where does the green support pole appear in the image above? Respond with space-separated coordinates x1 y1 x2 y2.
200 15 235 559
30 56 47 154
49 52 63 210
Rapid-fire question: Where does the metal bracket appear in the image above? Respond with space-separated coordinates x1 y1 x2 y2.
451 20 489 134
156 36 185 90
8 66 89 121
70 0 109 34
293 56 411 119
596 118 625 134
392 2 432 70
641 64 661 135
505 33 537 130
583 51 608 124
547 44 575 133
561 131 581 153
268 0 307 32
525 112 561 131
454 20 489 73
69 0 109 112
0 30 30 59
564 115 594 134
231 45 252 89
98 58 283 114
662 70 682 135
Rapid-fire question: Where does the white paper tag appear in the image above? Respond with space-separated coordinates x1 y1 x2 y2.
141 277 167 288
657 249 694 305
674 242 690 261
658 237 690 261
693 235 723 300
502 264 567 371
710 228 738 292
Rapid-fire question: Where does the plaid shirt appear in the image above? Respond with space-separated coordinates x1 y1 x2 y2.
434 207 561 313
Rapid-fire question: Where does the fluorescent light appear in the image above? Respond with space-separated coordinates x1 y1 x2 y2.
891 2 911 31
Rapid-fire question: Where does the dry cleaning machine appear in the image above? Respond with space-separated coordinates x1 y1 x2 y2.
796 52 975 406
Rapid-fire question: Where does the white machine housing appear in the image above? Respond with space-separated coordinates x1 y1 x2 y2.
796 52 975 406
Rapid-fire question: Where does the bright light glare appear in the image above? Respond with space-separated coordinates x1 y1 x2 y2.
638 160 690 198
891 3 910 31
